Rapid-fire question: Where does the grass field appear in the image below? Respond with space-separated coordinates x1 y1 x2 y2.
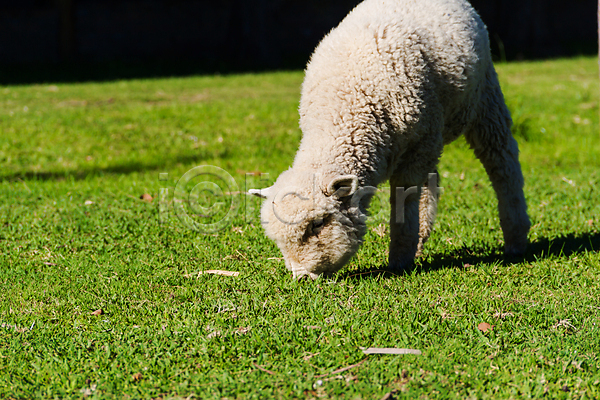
1 56 599 399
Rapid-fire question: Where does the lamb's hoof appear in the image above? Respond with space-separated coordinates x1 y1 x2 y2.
504 241 528 258
387 258 415 274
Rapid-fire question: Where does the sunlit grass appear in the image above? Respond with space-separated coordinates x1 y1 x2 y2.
0 57 599 398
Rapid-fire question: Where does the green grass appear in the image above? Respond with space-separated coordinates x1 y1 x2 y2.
1 56 599 399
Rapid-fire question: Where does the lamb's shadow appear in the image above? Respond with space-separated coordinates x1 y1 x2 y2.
339 231 600 281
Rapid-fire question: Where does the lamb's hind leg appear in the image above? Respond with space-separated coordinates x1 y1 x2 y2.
465 82 530 256
416 170 440 257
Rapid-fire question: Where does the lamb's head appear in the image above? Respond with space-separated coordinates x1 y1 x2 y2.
250 170 374 279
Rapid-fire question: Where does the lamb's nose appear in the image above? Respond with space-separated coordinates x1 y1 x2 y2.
289 260 313 280
291 265 321 280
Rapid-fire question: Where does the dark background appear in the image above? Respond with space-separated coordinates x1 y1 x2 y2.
0 0 598 83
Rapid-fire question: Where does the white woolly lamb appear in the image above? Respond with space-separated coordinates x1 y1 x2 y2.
250 0 530 279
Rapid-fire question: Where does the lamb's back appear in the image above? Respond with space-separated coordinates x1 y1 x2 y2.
296 0 492 183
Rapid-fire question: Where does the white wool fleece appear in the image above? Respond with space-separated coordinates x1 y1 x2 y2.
252 0 530 279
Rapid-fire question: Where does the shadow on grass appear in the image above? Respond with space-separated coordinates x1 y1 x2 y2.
340 231 600 281
0 152 228 182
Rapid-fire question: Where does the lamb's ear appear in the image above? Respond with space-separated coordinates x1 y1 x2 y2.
248 186 274 199
326 175 359 198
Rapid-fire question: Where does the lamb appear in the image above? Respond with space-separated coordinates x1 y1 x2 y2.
250 0 530 279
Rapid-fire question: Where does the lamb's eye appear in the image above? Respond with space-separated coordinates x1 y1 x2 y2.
311 218 325 234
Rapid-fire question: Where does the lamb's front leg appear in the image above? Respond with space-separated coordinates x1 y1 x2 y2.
416 171 440 257
388 175 421 272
